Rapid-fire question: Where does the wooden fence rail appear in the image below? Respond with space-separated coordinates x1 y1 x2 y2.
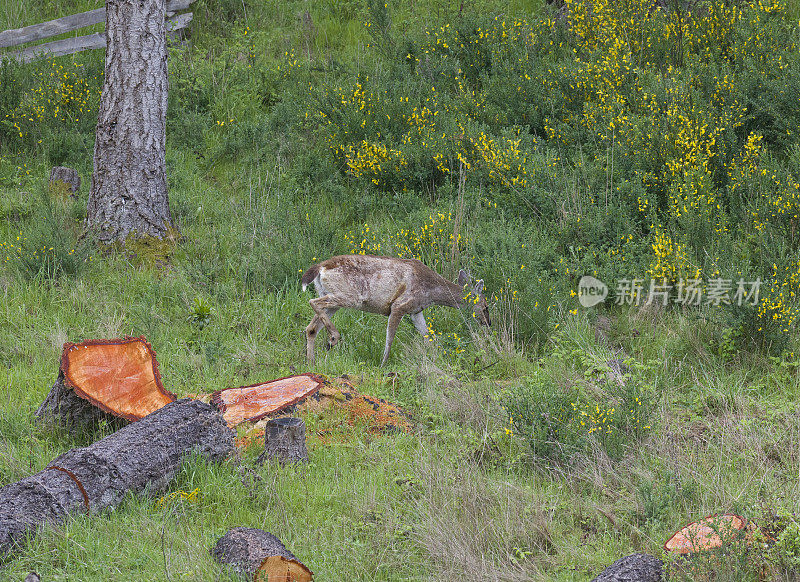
0 0 195 63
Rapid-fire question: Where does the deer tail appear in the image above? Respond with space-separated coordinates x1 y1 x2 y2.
301 263 320 291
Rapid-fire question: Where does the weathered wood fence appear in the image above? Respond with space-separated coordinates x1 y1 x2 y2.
0 0 195 64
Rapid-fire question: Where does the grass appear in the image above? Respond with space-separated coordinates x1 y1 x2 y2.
2 0 800 579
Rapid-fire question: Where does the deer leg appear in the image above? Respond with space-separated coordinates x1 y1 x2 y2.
409 311 431 339
382 308 408 366
323 308 340 349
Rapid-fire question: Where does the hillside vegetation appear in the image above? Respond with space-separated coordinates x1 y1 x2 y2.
1 0 800 579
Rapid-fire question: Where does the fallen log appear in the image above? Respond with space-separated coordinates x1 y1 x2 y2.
211 527 313 582
664 513 758 554
1 399 233 559
211 374 323 427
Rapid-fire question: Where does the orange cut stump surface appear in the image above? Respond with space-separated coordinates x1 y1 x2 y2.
212 374 324 427
665 513 752 554
62 337 176 421
255 556 313 582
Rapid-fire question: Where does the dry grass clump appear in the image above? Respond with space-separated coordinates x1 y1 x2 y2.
409 440 556 581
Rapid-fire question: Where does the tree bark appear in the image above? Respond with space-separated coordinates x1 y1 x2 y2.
35 372 126 431
1 400 233 558
86 0 174 242
590 553 663 582
211 527 313 582
256 417 309 465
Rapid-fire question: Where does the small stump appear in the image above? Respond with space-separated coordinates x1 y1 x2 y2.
49 166 81 195
211 527 312 582
256 417 309 465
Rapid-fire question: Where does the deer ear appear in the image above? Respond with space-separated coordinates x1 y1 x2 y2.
457 269 469 287
473 279 484 295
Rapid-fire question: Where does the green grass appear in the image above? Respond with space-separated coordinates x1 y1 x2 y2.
2 0 800 579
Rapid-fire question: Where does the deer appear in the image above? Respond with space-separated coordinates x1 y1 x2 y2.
300 254 491 366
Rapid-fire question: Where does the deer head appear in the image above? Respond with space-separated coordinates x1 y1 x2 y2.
458 269 491 327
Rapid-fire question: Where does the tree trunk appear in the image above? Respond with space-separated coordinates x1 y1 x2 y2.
1 400 233 558
256 417 309 465
86 0 174 243
211 527 313 582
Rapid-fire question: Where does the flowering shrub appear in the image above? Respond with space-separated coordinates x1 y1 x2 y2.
344 210 465 274
504 370 652 461
1 57 102 150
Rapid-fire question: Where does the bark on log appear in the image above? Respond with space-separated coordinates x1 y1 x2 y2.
590 553 663 582
256 417 309 465
211 527 313 582
1 399 233 559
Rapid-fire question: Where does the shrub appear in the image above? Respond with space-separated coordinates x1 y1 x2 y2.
1 189 91 281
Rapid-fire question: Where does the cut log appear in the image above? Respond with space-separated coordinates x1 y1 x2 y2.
211 374 323 427
256 417 309 465
211 527 313 582
49 166 81 194
36 337 176 428
590 553 663 582
665 513 756 554
1 399 233 558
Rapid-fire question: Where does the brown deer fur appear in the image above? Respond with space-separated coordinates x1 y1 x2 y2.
301 255 490 365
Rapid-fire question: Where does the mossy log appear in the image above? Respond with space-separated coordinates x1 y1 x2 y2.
1 399 233 559
590 553 663 582
211 527 313 582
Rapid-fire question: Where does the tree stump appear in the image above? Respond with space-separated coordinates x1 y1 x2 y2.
590 553 663 582
49 166 81 194
211 374 323 428
35 372 124 431
35 337 176 430
211 527 313 582
1 399 234 558
256 417 309 465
